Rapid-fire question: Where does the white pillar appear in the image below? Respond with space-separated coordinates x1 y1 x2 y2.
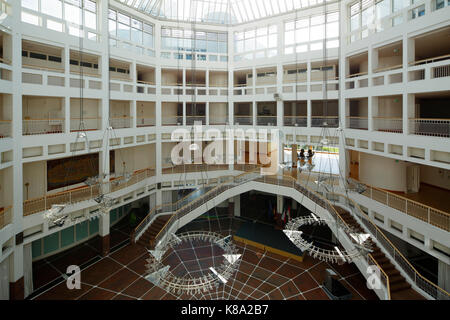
438 260 450 293
234 195 240 217
277 195 283 214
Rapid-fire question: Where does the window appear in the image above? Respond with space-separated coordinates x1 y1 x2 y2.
161 27 226 57
234 25 277 59
109 9 154 50
285 12 339 53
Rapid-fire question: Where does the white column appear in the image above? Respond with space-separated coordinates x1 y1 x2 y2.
99 213 110 238
307 100 312 127
438 260 450 293
131 100 137 128
234 195 240 217
10 0 24 294
252 101 257 126
277 195 283 214
205 102 209 125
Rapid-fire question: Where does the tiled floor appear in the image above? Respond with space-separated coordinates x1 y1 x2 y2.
30 216 379 300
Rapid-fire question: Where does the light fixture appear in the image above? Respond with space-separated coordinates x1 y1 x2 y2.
189 143 199 151
284 215 373 264
144 231 241 295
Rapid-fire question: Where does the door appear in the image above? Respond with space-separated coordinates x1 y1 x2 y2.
406 165 420 193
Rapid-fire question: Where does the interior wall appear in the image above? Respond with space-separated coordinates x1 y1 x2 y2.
110 100 130 117
377 96 402 117
137 101 155 118
23 161 46 199
350 99 368 116
115 144 156 173
22 96 64 119
70 98 99 118
420 165 450 190
377 55 402 69
312 100 339 116
161 102 178 117
161 70 179 85
209 72 228 86
359 152 407 192
210 103 227 119
162 142 177 166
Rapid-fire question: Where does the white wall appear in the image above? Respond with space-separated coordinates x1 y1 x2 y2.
23 161 46 199
420 165 450 191
359 152 406 192
22 96 64 119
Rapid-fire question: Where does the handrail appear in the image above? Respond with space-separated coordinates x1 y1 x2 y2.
367 253 391 300
22 64 64 73
346 71 368 78
409 54 450 66
137 80 155 85
150 172 449 299
346 116 368 119
373 64 403 73
134 169 258 240
409 117 450 121
349 178 449 231
151 170 260 244
330 191 449 299
372 116 402 119
0 206 12 229
0 57 11 65
23 167 156 216
284 116 307 118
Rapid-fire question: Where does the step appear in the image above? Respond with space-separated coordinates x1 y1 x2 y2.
390 282 411 293
389 274 406 285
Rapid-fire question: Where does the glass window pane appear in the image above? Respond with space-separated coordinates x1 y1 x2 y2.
22 0 38 11
326 21 339 38
42 0 62 18
376 0 390 19
256 35 267 49
118 23 130 41
65 3 82 25
218 42 227 54
296 19 309 28
296 28 309 43
143 33 153 47
206 40 217 52
118 12 130 25
257 27 268 36
285 30 295 45
268 34 277 48
245 38 255 51
131 28 142 44
84 10 97 29
109 19 116 36
310 25 325 41
286 21 295 31
351 13 360 31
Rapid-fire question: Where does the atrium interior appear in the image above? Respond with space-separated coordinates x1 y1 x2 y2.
0 0 449 301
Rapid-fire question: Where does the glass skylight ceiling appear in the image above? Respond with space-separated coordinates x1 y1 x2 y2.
118 0 336 25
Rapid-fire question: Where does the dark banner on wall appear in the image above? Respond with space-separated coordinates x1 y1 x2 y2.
47 153 99 191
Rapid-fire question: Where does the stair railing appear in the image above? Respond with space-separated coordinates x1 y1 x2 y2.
133 169 261 242
328 191 449 300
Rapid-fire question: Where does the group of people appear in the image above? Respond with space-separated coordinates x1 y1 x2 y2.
299 148 314 159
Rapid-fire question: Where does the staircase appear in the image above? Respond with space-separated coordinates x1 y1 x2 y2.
137 214 173 249
334 206 424 299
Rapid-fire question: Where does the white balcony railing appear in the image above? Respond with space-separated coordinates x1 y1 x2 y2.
373 117 403 133
257 116 277 126
136 117 156 127
162 116 183 126
23 119 64 135
70 118 101 132
209 116 228 125
347 117 368 130
109 117 132 129
234 116 252 125
311 116 339 127
409 118 450 137
284 116 307 127
186 116 206 125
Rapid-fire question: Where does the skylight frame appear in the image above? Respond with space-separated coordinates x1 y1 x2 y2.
117 0 339 25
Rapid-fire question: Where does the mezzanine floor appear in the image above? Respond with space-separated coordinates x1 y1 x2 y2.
29 215 380 300
395 184 450 214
